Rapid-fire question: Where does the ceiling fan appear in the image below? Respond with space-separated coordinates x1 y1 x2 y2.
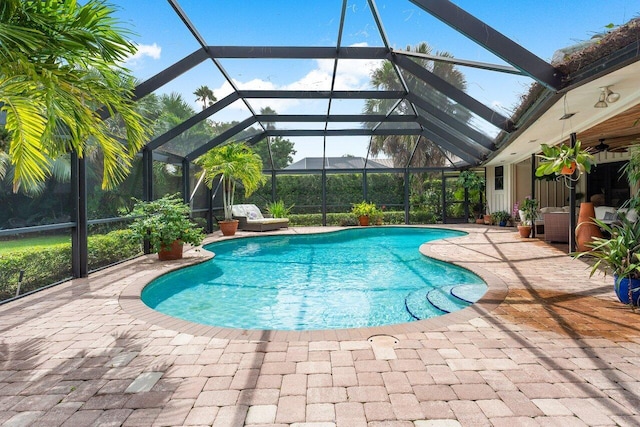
594 138 609 152
592 137 635 153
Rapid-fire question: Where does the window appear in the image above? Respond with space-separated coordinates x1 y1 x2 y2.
495 166 504 190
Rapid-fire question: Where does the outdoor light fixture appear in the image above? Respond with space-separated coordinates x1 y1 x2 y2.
594 86 620 108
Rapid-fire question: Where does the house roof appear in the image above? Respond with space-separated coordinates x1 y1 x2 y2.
487 18 640 166
284 157 394 171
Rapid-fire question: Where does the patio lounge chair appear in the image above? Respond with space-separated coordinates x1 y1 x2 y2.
231 204 289 232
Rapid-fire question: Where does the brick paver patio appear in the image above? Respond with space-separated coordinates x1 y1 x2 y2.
1 225 639 426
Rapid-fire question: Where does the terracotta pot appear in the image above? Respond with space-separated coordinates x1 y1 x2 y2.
358 215 370 226
575 202 603 252
483 214 492 225
561 161 576 175
475 218 484 224
517 225 532 238
158 240 183 261
219 219 239 236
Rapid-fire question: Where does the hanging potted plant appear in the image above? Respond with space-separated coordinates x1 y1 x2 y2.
197 142 266 236
535 140 595 178
127 194 205 260
536 139 599 250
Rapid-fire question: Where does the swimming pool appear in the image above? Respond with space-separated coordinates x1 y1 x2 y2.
141 227 487 330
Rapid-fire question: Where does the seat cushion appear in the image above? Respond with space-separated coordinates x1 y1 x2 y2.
247 218 288 225
617 208 638 223
594 206 616 220
232 204 264 220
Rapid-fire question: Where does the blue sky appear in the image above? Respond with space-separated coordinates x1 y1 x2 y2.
111 0 640 161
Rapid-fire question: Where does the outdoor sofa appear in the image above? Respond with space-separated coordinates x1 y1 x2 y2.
542 205 638 243
231 204 289 232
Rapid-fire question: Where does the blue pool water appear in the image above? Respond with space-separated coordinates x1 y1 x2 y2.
142 227 487 330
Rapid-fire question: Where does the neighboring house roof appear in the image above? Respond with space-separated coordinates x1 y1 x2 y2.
284 157 393 170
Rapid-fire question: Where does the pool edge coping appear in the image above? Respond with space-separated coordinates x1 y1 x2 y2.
118 225 509 342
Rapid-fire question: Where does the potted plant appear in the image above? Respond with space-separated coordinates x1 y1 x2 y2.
352 201 377 226
197 142 266 236
576 145 640 306
577 217 640 306
127 193 205 260
518 197 538 238
491 210 511 227
266 200 294 218
535 139 595 177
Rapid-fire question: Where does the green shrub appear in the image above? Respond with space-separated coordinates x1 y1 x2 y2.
0 244 72 300
0 229 142 301
287 210 437 227
88 229 142 271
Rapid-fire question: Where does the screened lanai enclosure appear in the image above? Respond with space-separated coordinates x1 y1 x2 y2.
2 0 637 301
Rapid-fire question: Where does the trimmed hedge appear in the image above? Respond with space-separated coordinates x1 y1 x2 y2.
0 229 141 301
88 229 142 271
0 243 72 300
288 210 437 227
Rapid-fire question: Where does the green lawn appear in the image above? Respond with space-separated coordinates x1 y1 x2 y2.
0 235 70 255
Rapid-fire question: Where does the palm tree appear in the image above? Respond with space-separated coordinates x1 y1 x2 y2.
194 85 217 110
0 0 148 192
364 43 468 169
196 142 266 221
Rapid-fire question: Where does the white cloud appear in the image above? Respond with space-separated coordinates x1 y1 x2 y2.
213 42 378 115
124 43 161 68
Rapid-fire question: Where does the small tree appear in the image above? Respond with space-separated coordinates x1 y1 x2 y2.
196 142 266 220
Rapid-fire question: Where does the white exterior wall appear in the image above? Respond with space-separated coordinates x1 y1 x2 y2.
488 150 634 213
485 165 513 215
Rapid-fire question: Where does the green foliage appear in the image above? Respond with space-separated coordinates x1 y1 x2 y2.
197 142 266 220
0 229 141 301
252 136 297 170
0 0 148 192
456 171 485 192
127 193 204 253
577 218 640 283
491 210 511 224
287 210 436 227
0 235 69 255
193 85 216 110
87 229 141 270
621 145 640 209
520 197 539 225
266 200 294 218
351 201 378 217
535 140 595 177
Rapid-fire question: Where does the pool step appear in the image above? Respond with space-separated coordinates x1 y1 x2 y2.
404 283 487 320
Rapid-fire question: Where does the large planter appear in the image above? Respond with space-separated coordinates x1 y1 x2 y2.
219 219 239 236
158 240 183 261
614 276 640 306
358 215 370 226
517 225 532 238
483 214 492 225
575 202 603 252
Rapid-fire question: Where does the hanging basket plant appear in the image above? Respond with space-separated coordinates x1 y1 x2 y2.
535 140 594 178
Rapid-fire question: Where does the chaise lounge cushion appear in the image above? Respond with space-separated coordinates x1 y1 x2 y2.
231 204 289 231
